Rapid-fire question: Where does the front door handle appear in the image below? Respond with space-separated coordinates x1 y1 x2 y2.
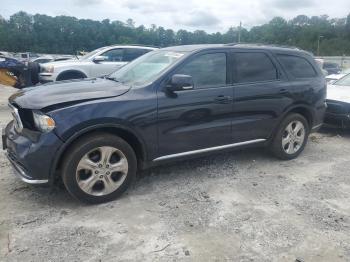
214 95 231 103
279 88 289 95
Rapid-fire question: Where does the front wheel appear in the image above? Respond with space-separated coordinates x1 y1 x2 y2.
61 133 137 204
270 113 309 160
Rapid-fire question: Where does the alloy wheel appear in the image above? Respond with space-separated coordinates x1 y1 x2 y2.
76 146 128 196
282 120 305 155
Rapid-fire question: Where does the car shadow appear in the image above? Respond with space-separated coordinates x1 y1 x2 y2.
318 125 350 138
8 146 272 207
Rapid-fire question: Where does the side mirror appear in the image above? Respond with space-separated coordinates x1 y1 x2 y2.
167 74 194 92
93 55 108 63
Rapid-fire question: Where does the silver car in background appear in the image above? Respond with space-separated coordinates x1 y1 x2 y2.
39 45 157 83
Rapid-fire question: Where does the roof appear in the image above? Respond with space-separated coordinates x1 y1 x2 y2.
103 44 158 50
162 43 309 55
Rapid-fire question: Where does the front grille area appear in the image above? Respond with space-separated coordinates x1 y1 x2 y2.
9 103 36 131
18 108 35 130
8 103 23 132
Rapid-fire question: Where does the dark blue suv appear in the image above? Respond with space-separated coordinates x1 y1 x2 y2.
2 44 326 203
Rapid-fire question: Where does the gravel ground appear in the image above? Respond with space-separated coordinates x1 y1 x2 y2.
0 84 350 261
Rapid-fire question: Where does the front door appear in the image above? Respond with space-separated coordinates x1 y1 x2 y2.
90 48 126 77
156 52 233 157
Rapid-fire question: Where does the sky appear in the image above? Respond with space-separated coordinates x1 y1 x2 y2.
2 0 350 32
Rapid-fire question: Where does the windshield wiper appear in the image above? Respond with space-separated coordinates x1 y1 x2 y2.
105 76 121 83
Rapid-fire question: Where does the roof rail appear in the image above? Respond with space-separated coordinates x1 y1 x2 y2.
225 42 301 50
106 44 159 49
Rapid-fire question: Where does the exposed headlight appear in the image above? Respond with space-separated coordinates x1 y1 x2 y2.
41 65 54 73
33 112 55 132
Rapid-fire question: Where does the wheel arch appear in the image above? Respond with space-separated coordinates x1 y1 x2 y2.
269 104 314 142
56 69 87 81
50 124 147 183
285 105 314 128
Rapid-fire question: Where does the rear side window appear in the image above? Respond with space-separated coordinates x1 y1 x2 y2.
234 52 277 83
323 62 339 69
277 54 317 78
177 53 227 89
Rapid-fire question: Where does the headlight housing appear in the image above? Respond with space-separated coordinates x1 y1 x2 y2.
33 111 55 132
41 65 54 73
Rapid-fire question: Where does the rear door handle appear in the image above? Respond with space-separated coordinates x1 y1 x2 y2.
214 95 231 103
279 88 289 94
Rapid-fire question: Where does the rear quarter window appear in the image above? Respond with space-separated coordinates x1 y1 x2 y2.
277 54 317 78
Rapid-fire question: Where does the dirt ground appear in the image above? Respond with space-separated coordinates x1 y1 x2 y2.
0 84 350 262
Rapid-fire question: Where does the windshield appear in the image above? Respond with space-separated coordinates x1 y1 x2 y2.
80 47 105 60
108 50 186 86
334 74 350 86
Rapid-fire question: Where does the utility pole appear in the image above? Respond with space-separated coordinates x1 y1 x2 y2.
238 21 242 43
317 35 324 56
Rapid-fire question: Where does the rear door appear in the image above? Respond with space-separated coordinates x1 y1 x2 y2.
231 50 293 142
157 51 234 157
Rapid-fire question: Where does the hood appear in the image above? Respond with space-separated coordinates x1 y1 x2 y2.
41 58 83 68
327 84 350 103
9 78 131 110
326 73 345 80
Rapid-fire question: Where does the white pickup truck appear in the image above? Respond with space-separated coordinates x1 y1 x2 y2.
39 45 157 83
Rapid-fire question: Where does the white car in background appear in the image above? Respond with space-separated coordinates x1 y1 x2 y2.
326 68 350 83
39 45 157 83
325 73 350 128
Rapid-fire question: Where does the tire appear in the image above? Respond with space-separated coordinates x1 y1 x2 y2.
61 133 137 204
57 71 86 81
270 113 309 160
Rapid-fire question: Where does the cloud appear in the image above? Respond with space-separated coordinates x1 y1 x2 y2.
73 0 101 6
120 0 178 13
1 0 350 32
271 0 315 10
174 10 221 27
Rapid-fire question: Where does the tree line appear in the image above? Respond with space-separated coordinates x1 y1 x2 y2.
0 11 350 56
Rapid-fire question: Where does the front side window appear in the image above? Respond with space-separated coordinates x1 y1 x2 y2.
234 52 277 83
277 54 316 78
177 53 227 89
101 49 124 62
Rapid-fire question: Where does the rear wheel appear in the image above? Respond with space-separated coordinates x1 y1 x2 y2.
62 133 137 204
270 113 309 160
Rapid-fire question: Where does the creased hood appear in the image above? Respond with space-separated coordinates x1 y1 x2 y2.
9 78 131 110
327 84 350 103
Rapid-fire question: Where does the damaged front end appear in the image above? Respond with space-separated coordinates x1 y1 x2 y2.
2 101 63 184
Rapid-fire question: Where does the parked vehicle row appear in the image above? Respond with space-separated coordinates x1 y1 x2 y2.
0 45 157 88
2 43 326 203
